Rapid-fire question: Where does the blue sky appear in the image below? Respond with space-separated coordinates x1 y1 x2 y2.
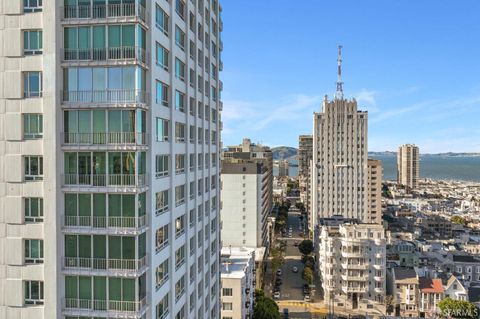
219 0 480 153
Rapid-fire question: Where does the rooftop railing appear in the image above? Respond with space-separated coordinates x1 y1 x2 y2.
63 3 146 22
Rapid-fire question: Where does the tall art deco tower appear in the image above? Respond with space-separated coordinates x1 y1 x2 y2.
0 0 223 318
311 46 369 225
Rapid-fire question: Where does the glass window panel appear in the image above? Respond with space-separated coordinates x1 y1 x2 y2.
94 277 107 301
122 237 135 259
107 68 122 90
108 110 122 132
92 110 106 134
65 277 78 299
108 236 121 259
93 235 106 258
78 27 91 49
78 235 91 258
122 279 135 301
108 194 122 217
122 25 135 47
93 194 106 217
122 110 135 133
122 195 135 217
65 235 77 257
92 68 106 91
92 152 106 174
108 152 122 174
92 26 105 49
78 110 91 133
122 67 135 90
108 26 121 47
65 194 77 217
78 68 92 91
109 278 122 301
79 276 92 300
64 28 78 49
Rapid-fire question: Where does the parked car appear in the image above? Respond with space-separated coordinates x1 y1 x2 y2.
283 308 289 319
292 267 298 273
273 291 281 299
293 241 299 246
304 294 311 302
276 269 282 276
288 233 292 238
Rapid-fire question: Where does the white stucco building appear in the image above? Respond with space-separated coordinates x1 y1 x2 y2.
220 247 255 319
0 0 223 318
318 220 386 314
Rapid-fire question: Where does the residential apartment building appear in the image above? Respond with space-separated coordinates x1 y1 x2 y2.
220 161 271 248
318 221 386 314
387 267 419 317
0 0 223 318
220 247 255 319
418 277 444 316
367 159 383 224
312 48 369 225
397 144 420 189
298 135 313 226
277 160 289 177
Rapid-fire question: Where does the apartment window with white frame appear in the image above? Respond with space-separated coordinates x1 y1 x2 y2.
175 154 185 174
175 58 185 81
189 68 195 88
223 302 232 310
175 25 185 50
189 40 196 60
155 155 169 177
175 304 185 319
175 215 185 238
175 122 186 142
175 184 186 206
156 81 169 107
24 72 42 98
189 97 195 116
156 224 169 252
155 5 169 35
156 43 169 70
24 156 43 180
189 125 195 143
156 259 169 289
175 90 185 112
190 181 195 199
25 281 44 305
156 118 169 141
189 209 195 228
175 245 186 269
23 30 42 55
175 0 186 19
24 0 42 12
25 239 43 264
23 114 43 139
25 198 43 222
156 293 169 319
189 154 195 171
156 190 169 215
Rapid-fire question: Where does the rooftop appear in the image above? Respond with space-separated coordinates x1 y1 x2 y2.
419 277 444 293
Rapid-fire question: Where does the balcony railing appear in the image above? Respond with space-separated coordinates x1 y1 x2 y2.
63 3 146 22
63 173 147 187
342 286 367 293
63 46 147 64
342 262 368 270
64 297 147 313
64 256 147 272
62 89 147 104
64 215 146 229
62 132 147 146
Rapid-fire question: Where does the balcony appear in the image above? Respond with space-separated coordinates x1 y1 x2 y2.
341 274 368 281
374 287 384 293
61 132 148 149
341 262 368 270
62 2 147 24
62 89 147 105
374 275 383 281
63 173 147 188
64 256 147 277
341 251 364 258
63 46 147 66
63 297 147 318
342 286 367 293
63 215 147 235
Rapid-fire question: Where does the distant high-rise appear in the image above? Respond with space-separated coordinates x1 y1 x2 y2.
367 159 383 224
312 47 369 224
278 160 289 177
298 135 313 227
397 144 420 189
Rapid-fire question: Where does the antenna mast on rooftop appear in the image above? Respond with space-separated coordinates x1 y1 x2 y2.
335 45 344 100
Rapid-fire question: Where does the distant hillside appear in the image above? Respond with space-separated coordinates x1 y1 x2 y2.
272 146 297 160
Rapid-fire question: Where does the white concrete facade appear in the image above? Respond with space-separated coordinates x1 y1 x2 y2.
220 247 255 319
220 168 269 248
318 223 386 314
0 0 223 318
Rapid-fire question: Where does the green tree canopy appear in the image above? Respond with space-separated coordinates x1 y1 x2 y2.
302 266 314 285
298 239 314 256
438 297 478 319
451 215 468 226
254 290 280 319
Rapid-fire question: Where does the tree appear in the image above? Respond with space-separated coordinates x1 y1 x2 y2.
302 266 314 285
271 255 284 274
385 295 394 315
438 298 478 319
254 290 281 319
451 216 468 226
298 239 314 256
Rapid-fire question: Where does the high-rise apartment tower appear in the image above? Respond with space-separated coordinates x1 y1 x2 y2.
397 144 420 189
312 47 368 224
0 1 223 318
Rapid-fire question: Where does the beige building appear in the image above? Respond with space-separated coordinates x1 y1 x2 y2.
367 159 383 224
278 160 289 177
397 144 420 189
388 267 420 317
318 220 386 314
0 0 223 318
220 247 255 319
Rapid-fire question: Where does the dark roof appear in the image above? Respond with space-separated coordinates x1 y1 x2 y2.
393 267 417 281
468 286 480 303
452 255 479 263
